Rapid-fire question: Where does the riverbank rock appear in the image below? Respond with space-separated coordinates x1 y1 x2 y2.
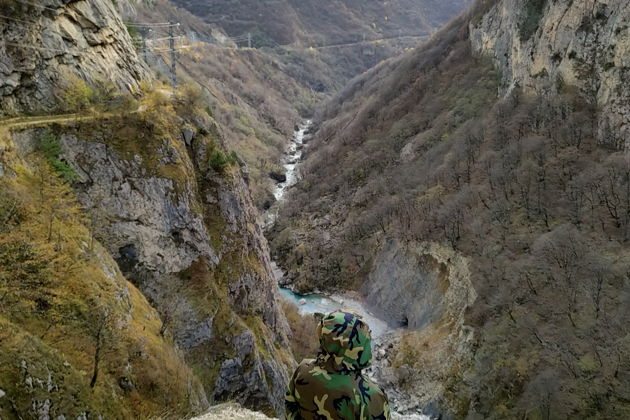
363 241 476 416
269 171 287 183
362 239 475 330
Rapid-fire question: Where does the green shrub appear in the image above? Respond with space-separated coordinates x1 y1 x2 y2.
37 131 79 182
62 76 95 112
208 148 238 173
125 22 141 45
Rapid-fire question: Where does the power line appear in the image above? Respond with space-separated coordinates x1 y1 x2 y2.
147 35 185 43
126 22 179 28
151 46 191 53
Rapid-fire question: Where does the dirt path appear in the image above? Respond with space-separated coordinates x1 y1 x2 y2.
0 113 96 129
0 105 148 130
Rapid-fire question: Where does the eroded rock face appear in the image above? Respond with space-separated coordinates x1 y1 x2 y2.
363 239 475 330
470 0 630 149
365 240 476 416
0 0 149 115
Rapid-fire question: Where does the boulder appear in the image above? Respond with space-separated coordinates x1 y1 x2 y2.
269 171 287 183
182 127 196 146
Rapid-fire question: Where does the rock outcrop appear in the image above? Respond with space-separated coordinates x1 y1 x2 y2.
0 0 149 115
194 403 276 420
363 239 476 330
1 0 295 415
10 106 292 414
365 240 476 416
0 127 210 418
470 0 629 148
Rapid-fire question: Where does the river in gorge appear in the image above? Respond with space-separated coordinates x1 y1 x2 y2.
265 121 392 339
267 122 431 420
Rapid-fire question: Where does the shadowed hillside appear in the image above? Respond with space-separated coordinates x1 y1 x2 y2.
271 0 630 417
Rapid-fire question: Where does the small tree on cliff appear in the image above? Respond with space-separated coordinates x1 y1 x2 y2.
60 74 95 113
87 302 119 388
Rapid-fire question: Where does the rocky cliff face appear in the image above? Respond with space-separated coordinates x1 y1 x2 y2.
0 0 149 115
363 240 476 331
365 240 477 415
0 127 210 418
10 105 292 414
470 0 629 148
1 0 294 416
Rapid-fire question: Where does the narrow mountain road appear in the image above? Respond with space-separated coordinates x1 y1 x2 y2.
283 33 430 51
0 113 85 129
0 104 151 130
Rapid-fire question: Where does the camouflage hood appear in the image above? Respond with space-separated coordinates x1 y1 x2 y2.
317 310 373 372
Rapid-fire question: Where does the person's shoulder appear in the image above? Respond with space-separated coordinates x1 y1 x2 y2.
293 358 317 377
359 376 390 418
297 358 317 370
360 375 389 401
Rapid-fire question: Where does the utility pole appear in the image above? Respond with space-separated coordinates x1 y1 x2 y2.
142 28 151 63
169 22 178 88
247 32 252 48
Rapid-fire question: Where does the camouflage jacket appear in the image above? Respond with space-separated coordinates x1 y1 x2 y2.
285 310 390 420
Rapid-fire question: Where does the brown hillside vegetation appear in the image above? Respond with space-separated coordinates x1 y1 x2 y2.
170 0 472 46
271 1 630 418
175 44 316 207
163 0 472 95
131 0 321 207
130 0 474 209
0 133 207 418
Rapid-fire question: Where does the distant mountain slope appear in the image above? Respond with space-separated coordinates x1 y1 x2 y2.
167 0 473 95
171 0 472 45
271 0 630 417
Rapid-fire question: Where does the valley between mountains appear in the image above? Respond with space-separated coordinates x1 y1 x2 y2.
0 0 628 419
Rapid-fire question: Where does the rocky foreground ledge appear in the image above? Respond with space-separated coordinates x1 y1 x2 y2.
193 403 276 420
193 402 432 420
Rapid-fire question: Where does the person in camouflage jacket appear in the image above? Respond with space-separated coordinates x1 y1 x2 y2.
285 310 390 420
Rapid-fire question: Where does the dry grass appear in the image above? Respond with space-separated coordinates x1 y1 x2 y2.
0 133 203 418
280 300 320 363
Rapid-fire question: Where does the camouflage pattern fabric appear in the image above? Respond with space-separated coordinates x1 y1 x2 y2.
285 310 390 420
